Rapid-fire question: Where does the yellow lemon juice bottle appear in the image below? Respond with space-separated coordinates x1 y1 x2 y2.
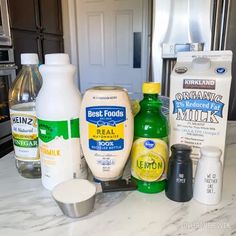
131 82 168 193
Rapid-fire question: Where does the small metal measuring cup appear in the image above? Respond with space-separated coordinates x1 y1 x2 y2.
52 179 136 218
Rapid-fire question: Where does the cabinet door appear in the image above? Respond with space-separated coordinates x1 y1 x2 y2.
39 0 63 35
42 34 64 57
8 0 40 31
11 30 42 70
76 0 149 93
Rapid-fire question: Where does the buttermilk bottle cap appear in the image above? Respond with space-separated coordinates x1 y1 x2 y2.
45 53 70 65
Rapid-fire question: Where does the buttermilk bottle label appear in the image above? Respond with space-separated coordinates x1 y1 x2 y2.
38 118 79 164
37 117 87 188
131 138 168 182
10 109 39 161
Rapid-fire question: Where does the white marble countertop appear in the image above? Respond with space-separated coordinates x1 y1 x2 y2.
1 122 236 236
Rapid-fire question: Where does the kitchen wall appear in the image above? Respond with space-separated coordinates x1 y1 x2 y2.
61 0 79 87
61 0 71 57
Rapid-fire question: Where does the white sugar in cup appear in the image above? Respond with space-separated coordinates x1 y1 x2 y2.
52 179 96 218
53 179 96 203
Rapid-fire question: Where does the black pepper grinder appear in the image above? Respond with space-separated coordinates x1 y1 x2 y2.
165 144 193 202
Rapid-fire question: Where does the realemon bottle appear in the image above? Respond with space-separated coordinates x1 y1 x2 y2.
9 53 42 178
36 53 87 191
131 82 169 193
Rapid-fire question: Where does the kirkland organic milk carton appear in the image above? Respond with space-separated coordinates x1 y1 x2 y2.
169 51 232 174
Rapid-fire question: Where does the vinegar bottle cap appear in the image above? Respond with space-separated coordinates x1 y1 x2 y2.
21 53 39 65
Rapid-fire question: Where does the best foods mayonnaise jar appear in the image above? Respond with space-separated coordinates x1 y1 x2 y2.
80 86 134 181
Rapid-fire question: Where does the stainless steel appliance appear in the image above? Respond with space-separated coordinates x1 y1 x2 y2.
0 47 16 157
151 0 236 120
0 0 11 46
151 0 213 96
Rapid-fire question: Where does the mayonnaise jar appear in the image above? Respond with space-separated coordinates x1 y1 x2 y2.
80 86 134 181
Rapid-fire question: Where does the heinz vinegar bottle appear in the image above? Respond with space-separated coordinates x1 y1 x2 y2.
9 53 42 178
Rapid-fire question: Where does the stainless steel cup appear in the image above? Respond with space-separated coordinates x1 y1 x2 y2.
53 193 95 218
52 178 137 218
52 179 96 218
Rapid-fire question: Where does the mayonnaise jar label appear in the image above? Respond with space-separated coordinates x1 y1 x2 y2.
86 106 126 151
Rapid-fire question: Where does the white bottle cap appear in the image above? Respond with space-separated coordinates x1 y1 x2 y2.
192 57 211 71
45 53 70 65
21 53 39 65
200 146 222 159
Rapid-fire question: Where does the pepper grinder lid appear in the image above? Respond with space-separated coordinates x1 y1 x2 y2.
171 144 192 159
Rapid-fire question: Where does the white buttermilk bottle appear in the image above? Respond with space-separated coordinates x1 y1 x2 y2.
36 53 87 190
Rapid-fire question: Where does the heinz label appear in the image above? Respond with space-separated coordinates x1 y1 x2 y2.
10 108 39 161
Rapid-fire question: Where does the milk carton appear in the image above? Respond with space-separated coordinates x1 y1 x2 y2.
169 51 232 174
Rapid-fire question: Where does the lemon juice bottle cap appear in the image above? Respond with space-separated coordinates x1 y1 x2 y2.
142 82 160 94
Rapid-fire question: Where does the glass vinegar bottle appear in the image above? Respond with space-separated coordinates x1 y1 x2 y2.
9 53 42 178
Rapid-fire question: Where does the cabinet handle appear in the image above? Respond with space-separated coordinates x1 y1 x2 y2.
36 26 46 32
40 26 46 32
36 36 44 40
133 32 141 68
37 37 43 63
36 24 41 31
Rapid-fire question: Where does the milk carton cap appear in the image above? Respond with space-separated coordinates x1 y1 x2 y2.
192 57 211 71
21 53 39 65
45 53 70 65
